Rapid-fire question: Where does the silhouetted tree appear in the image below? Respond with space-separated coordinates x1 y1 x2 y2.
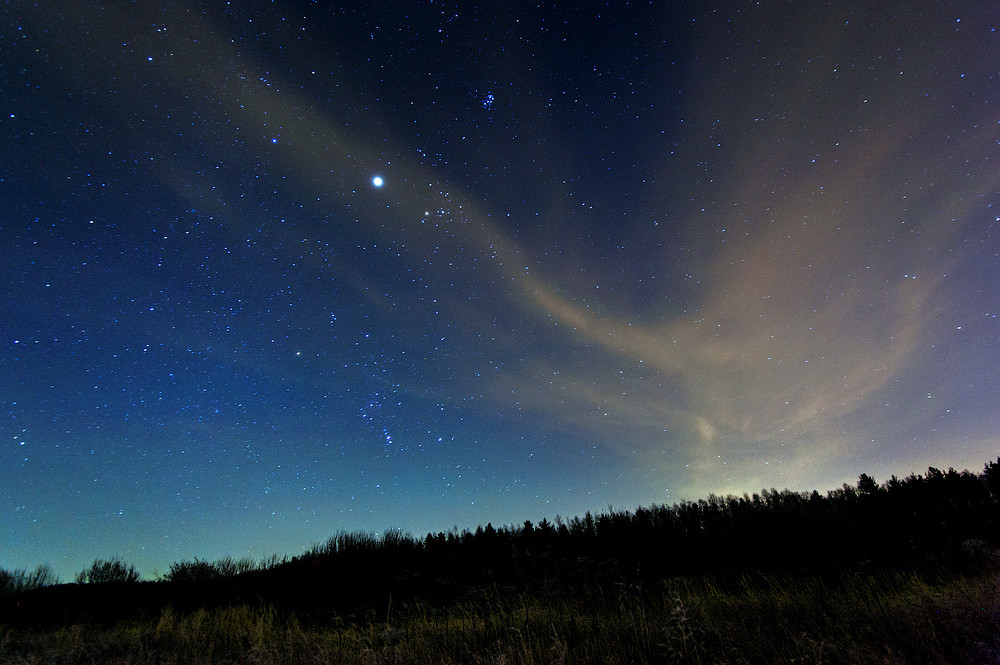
984 458 1000 498
75 557 140 584
858 473 880 496
164 558 220 583
213 555 257 577
0 565 58 597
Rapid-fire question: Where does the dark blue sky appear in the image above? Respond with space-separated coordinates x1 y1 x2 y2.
3 1 999 580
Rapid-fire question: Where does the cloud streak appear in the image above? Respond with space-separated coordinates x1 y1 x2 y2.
29 1 998 501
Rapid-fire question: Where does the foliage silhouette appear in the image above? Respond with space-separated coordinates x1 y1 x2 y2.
74 557 141 585
164 556 259 583
7 458 1000 627
164 558 223 584
0 565 58 598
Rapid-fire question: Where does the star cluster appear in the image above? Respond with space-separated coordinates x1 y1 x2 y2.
2 2 998 580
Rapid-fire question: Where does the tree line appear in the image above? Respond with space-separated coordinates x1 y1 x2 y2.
5 459 1000 623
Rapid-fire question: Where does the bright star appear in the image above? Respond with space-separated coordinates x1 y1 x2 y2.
372 176 384 188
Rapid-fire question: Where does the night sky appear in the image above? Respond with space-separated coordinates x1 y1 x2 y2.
3 2 999 581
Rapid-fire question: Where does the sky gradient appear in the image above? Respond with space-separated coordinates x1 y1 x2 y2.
3 1 999 580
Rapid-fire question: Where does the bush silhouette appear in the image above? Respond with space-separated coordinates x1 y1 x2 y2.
163 558 220 583
75 557 140 584
0 565 58 598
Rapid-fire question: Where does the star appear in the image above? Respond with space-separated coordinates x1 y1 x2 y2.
371 176 384 188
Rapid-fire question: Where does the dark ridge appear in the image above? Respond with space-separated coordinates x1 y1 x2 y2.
5 459 1000 627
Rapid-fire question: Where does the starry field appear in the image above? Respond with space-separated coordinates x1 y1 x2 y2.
2 2 999 580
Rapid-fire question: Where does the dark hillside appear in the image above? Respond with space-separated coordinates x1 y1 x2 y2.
6 460 1000 627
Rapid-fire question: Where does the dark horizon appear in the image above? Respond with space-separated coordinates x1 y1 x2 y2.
8 457 999 585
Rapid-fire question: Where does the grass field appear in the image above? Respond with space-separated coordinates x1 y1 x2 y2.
3 564 999 664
